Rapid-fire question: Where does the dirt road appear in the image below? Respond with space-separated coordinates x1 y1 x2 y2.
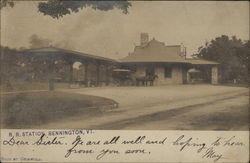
97 92 249 130
40 85 249 130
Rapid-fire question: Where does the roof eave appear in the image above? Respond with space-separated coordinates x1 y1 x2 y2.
22 47 117 63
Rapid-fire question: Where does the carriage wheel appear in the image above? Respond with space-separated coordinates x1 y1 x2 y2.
124 79 133 86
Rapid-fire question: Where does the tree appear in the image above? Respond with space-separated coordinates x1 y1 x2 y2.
236 40 250 71
0 46 20 89
1 46 50 82
38 0 131 18
0 0 14 9
1 0 131 18
29 34 52 48
193 35 249 84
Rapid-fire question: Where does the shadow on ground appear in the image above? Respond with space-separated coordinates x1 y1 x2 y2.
1 91 118 128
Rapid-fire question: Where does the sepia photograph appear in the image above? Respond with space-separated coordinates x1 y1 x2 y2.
1 1 249 131
1 1 249 162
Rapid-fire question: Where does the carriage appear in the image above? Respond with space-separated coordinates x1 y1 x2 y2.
112 68 158 86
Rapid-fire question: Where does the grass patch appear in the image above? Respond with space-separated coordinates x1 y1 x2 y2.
1 91 118 128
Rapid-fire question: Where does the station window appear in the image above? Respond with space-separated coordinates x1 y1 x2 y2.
164 66 172 78
146 67 155 76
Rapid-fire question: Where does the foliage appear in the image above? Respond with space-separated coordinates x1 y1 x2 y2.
193 35 249 84
0 46 20 82
38 0 131 18
29 34 53 48
1 0 131 18
0 46 70 89
0 0 14 9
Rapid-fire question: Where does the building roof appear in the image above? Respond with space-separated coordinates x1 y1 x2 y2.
23 47 116 62
120 38 219 65
120 39 187 63
23 45 219 65
185 58 219 65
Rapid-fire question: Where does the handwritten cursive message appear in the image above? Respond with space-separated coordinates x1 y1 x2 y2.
1 130 248 162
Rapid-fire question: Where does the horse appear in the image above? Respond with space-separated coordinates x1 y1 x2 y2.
145 74 158 86
136 74 158 86
135 76 147 86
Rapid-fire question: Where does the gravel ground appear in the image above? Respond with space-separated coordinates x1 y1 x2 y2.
37 84 249 130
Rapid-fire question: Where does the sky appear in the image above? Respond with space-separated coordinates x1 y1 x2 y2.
1 1 249 59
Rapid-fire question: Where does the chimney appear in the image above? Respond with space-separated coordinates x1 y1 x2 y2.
140 33 149 46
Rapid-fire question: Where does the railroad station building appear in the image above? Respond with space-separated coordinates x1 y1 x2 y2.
23 33 219 87
120 33 219 85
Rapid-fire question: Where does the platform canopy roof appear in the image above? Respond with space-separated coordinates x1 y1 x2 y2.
23 47 116 63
